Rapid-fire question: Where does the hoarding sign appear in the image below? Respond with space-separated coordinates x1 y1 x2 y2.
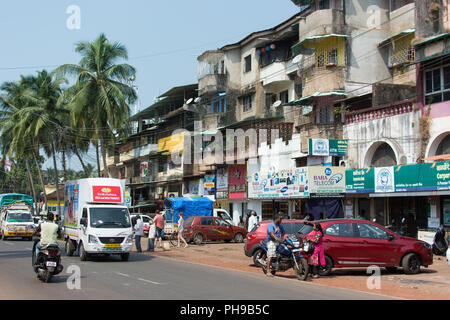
346 168 374 193
216 167 228 191
374 167 395 193
394 163 436 192
436 161 450 190
229 165 246 199
308 166 346 195
308 139 348 157
92 186 122 203
140 162 148 177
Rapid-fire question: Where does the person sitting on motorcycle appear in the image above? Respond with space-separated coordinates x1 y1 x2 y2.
34 212 62 265
265 213 285 277
305 222 326 279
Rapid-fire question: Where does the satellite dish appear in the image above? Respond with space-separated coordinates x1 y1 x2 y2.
194 97 201 104
292 55 302 64
273 100 282 108
186 98 194 105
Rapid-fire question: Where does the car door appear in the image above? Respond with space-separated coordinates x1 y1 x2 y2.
355 222 400 266
199 217 216 240
213 217 234 240
323 222 360 267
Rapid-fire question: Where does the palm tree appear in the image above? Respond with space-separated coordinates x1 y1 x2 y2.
54 33 137 178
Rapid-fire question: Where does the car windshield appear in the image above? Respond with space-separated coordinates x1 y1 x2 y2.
217 211 232 222
90 208 131 228
297 224 314 236
7 212 32 222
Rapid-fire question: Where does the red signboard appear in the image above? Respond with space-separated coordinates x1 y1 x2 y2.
228 165 246 199
92 186 122 203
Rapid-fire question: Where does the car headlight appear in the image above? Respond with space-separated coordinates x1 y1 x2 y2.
125 235 133 243
88 235 100 244
26 225 33 230
417 241 431 249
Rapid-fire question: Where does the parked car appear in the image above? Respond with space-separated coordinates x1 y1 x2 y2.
244 219 305 266
183 216 247 244
130 214 152 237
297 219 433 275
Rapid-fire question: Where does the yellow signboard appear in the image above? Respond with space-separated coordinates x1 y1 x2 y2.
158 132 185 153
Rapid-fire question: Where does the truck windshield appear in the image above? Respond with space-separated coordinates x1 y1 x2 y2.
89 208 131 228
7 212 32 222
217 211 232 222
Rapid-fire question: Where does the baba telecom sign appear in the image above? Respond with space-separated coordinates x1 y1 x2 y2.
308 166 346 195
309 139 348 157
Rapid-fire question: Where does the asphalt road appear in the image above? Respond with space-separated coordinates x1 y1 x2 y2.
0 238 392 300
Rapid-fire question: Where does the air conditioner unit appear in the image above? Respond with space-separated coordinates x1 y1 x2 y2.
339 160 347 167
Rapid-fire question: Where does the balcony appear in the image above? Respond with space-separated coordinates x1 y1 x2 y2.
389 2 415 36
120 144 158 163
198 73 227 96
299 9 345 42
345 100 415 125
302 67 345 97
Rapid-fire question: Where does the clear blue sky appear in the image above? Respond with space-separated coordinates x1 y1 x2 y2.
0 0 298 170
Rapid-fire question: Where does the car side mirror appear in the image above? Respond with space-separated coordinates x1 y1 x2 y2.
388 234 395 241
80 218 87 227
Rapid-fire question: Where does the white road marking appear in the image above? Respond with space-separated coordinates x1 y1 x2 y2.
116 272 130 278
3 242 14 246
25 247 32 250
137 277 161 285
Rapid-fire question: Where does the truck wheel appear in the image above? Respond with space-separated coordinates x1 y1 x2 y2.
79 243 89 261
193 233 204 245
234 233 244 243
121 253 129 261
402 253 421 274
65 240 76 257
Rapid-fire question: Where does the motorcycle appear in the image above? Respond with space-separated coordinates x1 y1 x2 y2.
258 235 309 280
32 236 64 283
385 218 408 236
432 229 448 256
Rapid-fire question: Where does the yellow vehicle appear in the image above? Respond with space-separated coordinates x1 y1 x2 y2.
0 202 34 241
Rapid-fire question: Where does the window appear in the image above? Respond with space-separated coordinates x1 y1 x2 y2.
356 223 389 239
265 93 277 109
242 95 253 112
201 218 213 226
244 55 252 73
279 90 289 104
215 218 230 227
210 97 226 113
317 52 325 68
325 223 355 237
425 65 450 104
319 0 331 10
318 106 334 124
327 48 338 65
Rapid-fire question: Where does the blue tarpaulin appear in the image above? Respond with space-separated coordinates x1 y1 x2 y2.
164 197 213 223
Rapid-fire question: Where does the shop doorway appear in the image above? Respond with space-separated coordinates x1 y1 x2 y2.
358 198 370 220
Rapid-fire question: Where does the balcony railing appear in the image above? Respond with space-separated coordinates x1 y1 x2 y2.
345 100 415 125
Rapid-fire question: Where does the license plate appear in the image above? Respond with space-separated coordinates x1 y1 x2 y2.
105 244 121 248
18 228 24 231
46 261 57 267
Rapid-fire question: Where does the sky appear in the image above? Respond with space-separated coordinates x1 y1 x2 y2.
0 0 298 170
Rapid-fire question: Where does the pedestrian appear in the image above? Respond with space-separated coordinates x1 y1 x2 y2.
248 210 258 232
305 222 326 279
134 214 144 253
265 213 285 277
233 210 240 227
146 217 156 252
177 212 188 248
154 210 165 249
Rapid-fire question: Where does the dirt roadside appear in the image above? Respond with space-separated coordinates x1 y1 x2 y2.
136 238 450 300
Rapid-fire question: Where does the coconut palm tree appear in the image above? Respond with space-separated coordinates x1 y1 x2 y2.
54 33 137 177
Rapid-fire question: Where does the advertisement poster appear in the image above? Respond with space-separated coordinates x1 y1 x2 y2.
125 187 132 208
140 162 148 177
92 186 122 203
308 166 345 195
64 183 79 226
374 167 395 193
228 165 246 199
203 175 216 198
248 167 309 199
216 167 228 199
188 180 200 195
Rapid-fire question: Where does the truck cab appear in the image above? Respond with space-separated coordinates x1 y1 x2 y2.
0 203 34 241
213 208 233 225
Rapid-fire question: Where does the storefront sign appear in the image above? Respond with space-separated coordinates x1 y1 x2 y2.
308 166 346 195
308 139 348 157
374 167 395 193
436 161 450 190
346 168 375 193
228 165 246 199
92 186 122 203
204 175 215 189
248 167 308 199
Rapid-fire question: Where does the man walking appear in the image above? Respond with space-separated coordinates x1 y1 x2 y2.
134 214 144 253
265 213 285 277
248 211 258 232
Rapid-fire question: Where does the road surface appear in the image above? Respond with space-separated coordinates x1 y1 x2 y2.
0 238 393 300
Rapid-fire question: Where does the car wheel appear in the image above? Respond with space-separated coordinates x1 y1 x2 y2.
79 243 89 261
233 233 244 243
193 233 204 245
318 255 333 276
402 253 421 274
252 249 264 267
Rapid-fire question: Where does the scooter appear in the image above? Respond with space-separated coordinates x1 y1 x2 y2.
259 235 309 281
432 229 448 256
32 235 64 283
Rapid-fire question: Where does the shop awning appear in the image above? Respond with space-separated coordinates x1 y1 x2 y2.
370 190 450 198
423 154 450 162
414 32 450 48
285 91 347 106
379 28 415 46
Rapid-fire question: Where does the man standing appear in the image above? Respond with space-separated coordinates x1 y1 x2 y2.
248 211 258 232
265 213 285 277
134 214 144 253
154 210 165 249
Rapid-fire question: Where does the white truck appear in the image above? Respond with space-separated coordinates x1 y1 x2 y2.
63 178 133 261
0 201 34 241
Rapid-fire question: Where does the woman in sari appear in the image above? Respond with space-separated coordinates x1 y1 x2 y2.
306 222 326 278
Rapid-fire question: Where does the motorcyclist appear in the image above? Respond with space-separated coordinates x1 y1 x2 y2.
434 225 448 255
265 213 285 277
33 212 62 265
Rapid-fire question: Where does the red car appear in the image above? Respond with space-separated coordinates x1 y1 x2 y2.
183 216 247 244
298 219 433 275
244 219 306 266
